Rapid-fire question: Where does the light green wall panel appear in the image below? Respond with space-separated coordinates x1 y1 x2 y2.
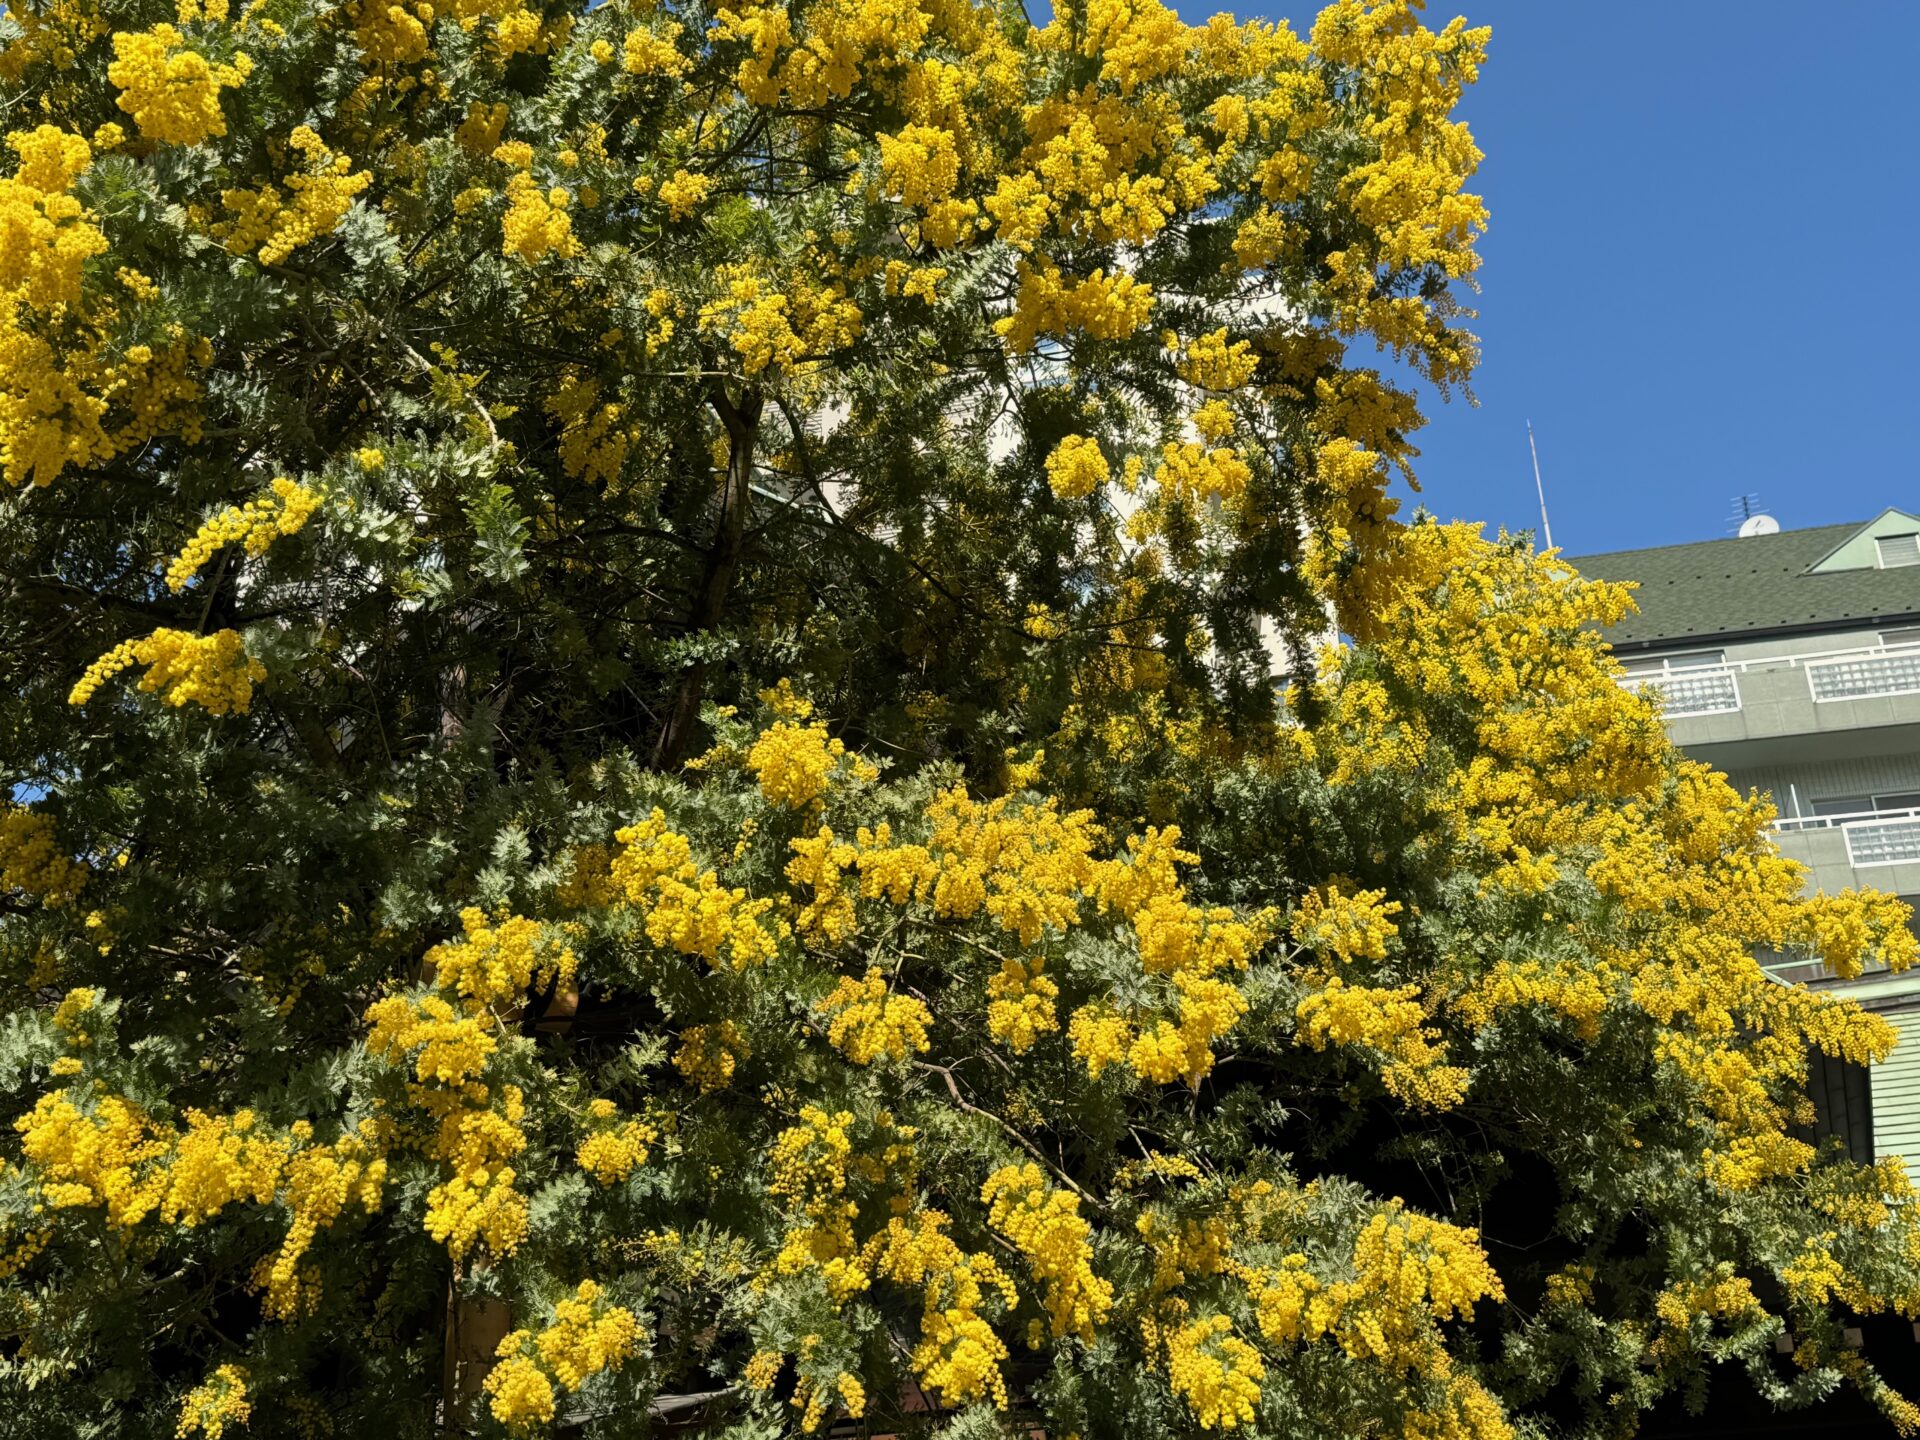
1875 1009 1920 1187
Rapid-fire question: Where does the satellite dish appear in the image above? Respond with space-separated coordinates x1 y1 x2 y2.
1738 514 1780 537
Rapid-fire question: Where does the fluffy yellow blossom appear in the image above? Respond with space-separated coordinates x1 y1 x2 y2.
748 719 848 808
1 805 90 906
1158 441 1252 506
1044 434 1109 501
996 262 1154 353
984 957 1059 1052
611 809 784 969
502 171 578 262
425 908 575 1009
673 1019 749 1092
108 25 250 146
421 1086 529 1261
1176 328 1259 391
1290 882 1403 964
817 969 932 1065
982 1163 1111 1341
165 476 321 591
575 1108 658 1186
656 168 711 221
1295 976 1466 1109
69 628 267 715
176 1364 250 1440
878 123 961 208
364 993 498 1086
786 825 859 941
485 1281 639 1434
1167 1315 1263 1430
622 23 688 76
216 127 371 266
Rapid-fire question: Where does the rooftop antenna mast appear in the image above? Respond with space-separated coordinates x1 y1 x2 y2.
1729 493 1779 537
1527 421 1554 551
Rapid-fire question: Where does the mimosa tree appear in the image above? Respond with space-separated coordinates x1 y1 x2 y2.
3 0 1918 1436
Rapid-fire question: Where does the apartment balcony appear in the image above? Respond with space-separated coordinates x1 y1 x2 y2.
1619 642 1920 766
1772 807 1920 899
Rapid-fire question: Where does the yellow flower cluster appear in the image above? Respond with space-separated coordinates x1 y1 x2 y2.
421 1083 529 1261
1309 2 1489 384
1249 1203 1504 1379
575 1099 657 1186
1 125 105 310
816 969 932 1065
1177 329 1260 392
501 172 578 262
252 1126 387 1319
1166 1315 1264 1430
3 304 210 488
13 1075 386 1319
68 627 267 715
984 957 1059 1052
1157 441 1252 507
107 25 250 146
697 264 864 377
747 719 850 808
673 1019 749 1092
0 804 90 906
1044 434 1109 501
164 476 322 591
981 1163 1112 1341
1295 975 1467 1109
216 127 371 266
14 1090 174 1226
1308 521 1920 1194
544 370 635 486
995 261 1154 354
363 963 529 1263
786 826 860 942
365 992 496 1085
1077 827 1270 1085
610 809 784 969
484 1281 640 1435
425 906 575 1009
656 168 711 221
621 22 689 76
1289 882 1403 964
176 1364 249 1440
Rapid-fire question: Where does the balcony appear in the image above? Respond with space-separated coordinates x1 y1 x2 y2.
1805 646 1920 703
1618 642 1920 764
1618 666 1741 717
1775 807 1920 868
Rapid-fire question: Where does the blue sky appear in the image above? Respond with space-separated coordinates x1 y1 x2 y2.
1244 0 1920 558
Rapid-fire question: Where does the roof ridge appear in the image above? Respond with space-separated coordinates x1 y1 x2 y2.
1568 521 1864 566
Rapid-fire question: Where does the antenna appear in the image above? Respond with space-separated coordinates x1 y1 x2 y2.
1729 494 1779 537
1526 421 1554 551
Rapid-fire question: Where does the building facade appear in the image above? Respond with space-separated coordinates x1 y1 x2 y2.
1572 508 1920 1185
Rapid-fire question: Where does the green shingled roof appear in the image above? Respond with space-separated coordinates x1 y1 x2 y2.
1568 521 1920 649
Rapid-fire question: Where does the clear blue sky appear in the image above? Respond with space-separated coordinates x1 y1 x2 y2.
1247 0 1920 558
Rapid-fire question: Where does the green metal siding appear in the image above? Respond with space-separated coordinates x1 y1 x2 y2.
1875 1009 1920 1186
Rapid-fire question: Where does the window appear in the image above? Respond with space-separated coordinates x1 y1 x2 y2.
1808 792 1920 819
1876 533 1920 568
1811 795 1873 817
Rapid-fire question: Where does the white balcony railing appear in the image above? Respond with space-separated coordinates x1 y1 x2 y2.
1804 643 1920 702
1616 641 1920 717
1774 806 1920 867
1618 667 1741 717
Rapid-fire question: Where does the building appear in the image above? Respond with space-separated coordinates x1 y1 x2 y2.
1571 508 1920 1185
